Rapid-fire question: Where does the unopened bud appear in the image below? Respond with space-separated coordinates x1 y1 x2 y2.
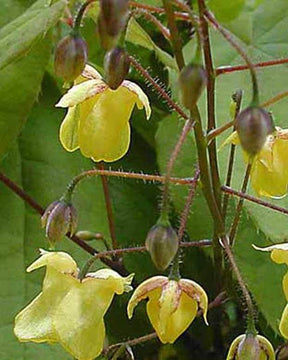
226 334 275 360
237 334 260 360
145 220 179 271
54 34 88 82
75 230 97 241
100 0 129 36
178 64 207 109
41 200 78 244
235 106 274 156
104 47 130 90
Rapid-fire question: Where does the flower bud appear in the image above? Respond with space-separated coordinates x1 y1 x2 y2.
178 64 207 110
145 220 179 271
54 34 88 82
226 334 275 360
41 200 78 244
235 106 274 156
100 0 129 36
104 47 130 90
237 334 261 360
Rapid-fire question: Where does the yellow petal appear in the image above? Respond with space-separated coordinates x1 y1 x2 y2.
273 138 288 179
127 276 167 319
283 272 288 301
59 106 80 151
122 80 151 119
180 278 209 325
59 96 100 152
279 303 288 339
78 86 137 162
250 159 287 198
87 268 134 294
147 287 198 344
14 269 75 343
27 249 77 274
53 277 115 360
257 335 275 360
226 334 245 360
253 244 288 265
56 79 107 108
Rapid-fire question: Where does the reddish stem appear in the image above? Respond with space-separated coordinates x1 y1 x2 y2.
216 58 288 76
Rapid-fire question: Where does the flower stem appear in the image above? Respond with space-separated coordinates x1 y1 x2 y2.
129 55 188 120
161 118 195 215
221 185 288 216
177 167 200 241
216 58 288 76
96 163 118 250
73 0 95 34
207 120 234 142
205 10 259 106
221 236 256 334
229 163 252 245
162 0 185 70
222 90 243 221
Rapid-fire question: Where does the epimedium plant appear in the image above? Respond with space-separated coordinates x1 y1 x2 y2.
1 0 288 359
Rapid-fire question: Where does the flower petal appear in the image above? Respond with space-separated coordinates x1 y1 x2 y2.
59 95 100 152
147 287 198 344
280 303 288 339
122 80 151 119
226 335 245 360
59 106 80 151
14 269 75 343
56 79 107 108
53 278 114 360
180 278 209 325
87 268 134 294
283 272 288 301
253 243 288 265
250 159 287 198
127 276 167 319
27 249 77 274
78 86 138 162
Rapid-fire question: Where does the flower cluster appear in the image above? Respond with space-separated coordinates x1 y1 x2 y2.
14 250 134 360
14 251 209 359
224 127 288 198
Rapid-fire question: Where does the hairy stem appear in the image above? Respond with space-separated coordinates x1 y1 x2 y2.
129 55 189 120
178 167 200 241
161 118 195 214
97 163 118 250
221 236 256 334
221 186 288 216
222 90 243 220
229 163 252 245
216 58 288 76
162 0 185 69
131 10 170 40
261 90 288 108
73 0 95 33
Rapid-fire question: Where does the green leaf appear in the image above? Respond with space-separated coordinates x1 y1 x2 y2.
207 0 245 23
125 17 178 70
0 0 66 70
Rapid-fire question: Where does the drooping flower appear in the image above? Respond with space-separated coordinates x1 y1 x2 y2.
226 333 275 359
56 64 151 162
223 128 288 198
14 249 134 360
254 243 288 340
127 276 208 344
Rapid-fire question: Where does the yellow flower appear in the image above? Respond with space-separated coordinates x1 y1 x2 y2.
254 243 288 340
224 128 288 198
14 249 134 360
56 64 151 162
127 276 208 344
226 333 275 360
